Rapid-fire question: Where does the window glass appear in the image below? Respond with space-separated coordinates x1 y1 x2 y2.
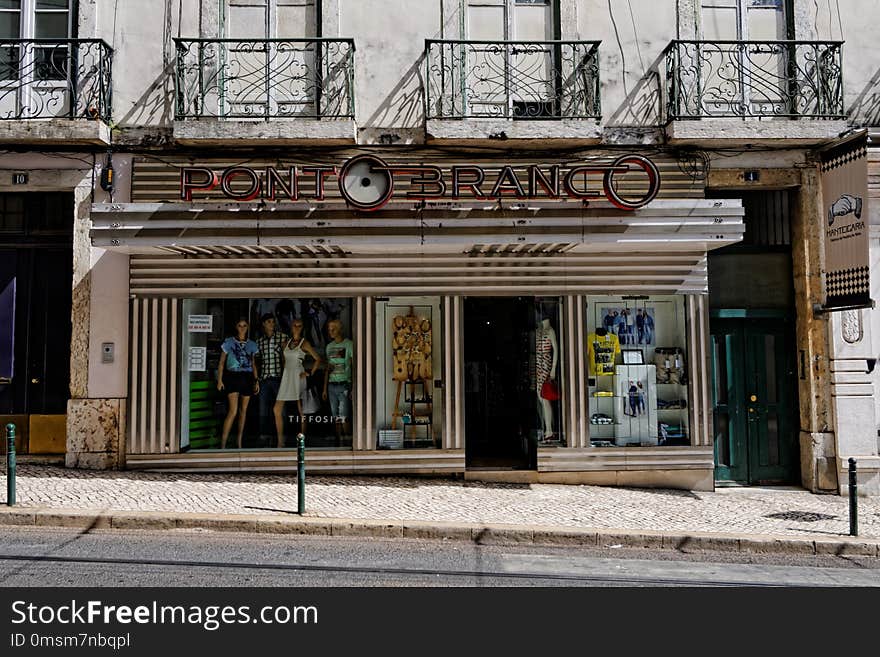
586 296 690 447
181 297 354 451
375 297 444 450
0 12 20 39
34 12 68 39
533 297 564 446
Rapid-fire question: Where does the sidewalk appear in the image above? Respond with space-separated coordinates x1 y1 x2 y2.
1 465 879 556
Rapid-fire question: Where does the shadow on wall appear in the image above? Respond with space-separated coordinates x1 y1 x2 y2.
603 53 663 129
117 62 176 129
848 67 880 128
363 4 465 133
364 55 426 131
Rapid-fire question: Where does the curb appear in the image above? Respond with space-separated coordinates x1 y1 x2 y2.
1 506 878 558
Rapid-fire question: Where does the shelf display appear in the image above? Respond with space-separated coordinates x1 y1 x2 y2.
586 296 690 448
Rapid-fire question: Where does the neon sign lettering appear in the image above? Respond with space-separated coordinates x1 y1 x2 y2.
180 154 661 211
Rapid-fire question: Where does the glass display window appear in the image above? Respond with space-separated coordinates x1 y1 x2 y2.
375 297 443 449
586 296 689 448
181 297 354 451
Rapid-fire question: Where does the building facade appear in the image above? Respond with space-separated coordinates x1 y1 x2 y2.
1 0 878 494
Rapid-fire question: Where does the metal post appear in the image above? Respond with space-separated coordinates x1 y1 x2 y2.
6 423 15 507
848 457 858 537
297 433 306 515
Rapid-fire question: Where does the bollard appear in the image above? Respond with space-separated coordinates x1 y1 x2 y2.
297 433 306 515
6 423 15 507
848 457 858 537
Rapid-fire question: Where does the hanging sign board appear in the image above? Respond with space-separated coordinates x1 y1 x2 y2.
821 133 872 311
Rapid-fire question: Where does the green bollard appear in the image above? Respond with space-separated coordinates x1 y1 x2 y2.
848 458 858 537
6 423 15 507
297 433 305 515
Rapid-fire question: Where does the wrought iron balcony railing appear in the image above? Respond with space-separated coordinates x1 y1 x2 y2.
425 40 601 120
664 40 844 120
0 39 112 121
174 38 355 120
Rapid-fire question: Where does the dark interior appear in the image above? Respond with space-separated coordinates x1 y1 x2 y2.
464 297 536 470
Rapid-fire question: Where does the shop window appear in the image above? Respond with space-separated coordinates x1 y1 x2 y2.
181 297 354 451
533 297 564 446
586 296 690 448
375 297 443 450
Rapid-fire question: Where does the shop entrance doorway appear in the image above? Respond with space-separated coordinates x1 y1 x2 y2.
464 297 535 470
710 316 798 485
0 193 73 456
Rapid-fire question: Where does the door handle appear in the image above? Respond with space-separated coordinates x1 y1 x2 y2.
30 378 40 384
749 394 757 402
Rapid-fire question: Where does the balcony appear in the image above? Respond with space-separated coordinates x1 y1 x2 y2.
424 39 602 143
663 40 847 145
0 39 112 145
173 38 356 144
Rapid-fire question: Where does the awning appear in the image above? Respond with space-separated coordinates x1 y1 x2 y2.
90 199 744 297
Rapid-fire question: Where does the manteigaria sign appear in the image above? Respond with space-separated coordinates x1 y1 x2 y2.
820 134 872 311
179 153 661 212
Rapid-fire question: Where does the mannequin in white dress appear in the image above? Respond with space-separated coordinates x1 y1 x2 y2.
275 318 322 447
535 317 559 442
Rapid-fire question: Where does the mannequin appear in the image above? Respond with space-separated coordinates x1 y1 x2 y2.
535 316 559 442
323 319 353 441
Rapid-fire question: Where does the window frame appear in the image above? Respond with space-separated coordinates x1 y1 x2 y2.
0 0 74 112
464 0 562 118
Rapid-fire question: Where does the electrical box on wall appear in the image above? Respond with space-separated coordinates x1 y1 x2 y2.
101 342 115 363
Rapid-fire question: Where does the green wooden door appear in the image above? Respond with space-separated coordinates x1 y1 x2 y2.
711 318 798 485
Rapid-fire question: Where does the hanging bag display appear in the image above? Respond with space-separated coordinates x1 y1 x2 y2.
300 386 320 415
540 379 560 401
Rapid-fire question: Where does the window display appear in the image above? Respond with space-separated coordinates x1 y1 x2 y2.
529 298 565 447
181 297 354 451
376 297 442 449
535 310 560 443
587 296 689 448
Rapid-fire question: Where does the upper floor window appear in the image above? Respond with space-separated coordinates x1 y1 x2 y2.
0 0 72 40
222 0 317 39
700 0 786 41
466 0 557 41
0 0 75 90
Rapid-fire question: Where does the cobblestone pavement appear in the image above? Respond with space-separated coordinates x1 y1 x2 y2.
1 465 879 539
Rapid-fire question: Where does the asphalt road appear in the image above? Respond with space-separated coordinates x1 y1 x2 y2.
0 527 878 587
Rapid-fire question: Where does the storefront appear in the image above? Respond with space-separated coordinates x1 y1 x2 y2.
90 148 744 490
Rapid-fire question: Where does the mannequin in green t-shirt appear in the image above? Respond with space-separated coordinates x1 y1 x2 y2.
323 319 353 441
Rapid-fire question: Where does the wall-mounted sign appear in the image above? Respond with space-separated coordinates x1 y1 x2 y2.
820 134 872 311
187 314 213 333
11 173 27 185
179 154 661 212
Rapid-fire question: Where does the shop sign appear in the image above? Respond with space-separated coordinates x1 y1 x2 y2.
820 134 872 311
179 153 661 212
187 314 213 332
